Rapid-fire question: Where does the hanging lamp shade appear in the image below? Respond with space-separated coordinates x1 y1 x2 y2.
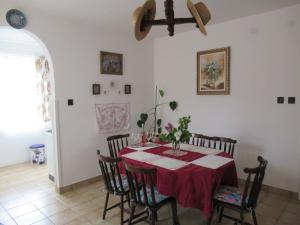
187 0 211 35
132 0 156 41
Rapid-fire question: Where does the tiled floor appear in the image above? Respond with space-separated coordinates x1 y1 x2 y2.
0 163 299 225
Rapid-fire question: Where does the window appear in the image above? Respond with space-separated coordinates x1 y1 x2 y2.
0 52 44 134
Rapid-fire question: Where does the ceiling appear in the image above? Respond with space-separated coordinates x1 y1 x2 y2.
4 0 300 36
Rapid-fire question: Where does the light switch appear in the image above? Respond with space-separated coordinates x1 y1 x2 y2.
277 97 284 104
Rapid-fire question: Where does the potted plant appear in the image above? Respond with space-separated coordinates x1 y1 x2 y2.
159 116 192 153
137 86 178 140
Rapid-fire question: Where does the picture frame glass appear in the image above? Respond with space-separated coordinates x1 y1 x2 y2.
197 47 230 95
100 51 123 75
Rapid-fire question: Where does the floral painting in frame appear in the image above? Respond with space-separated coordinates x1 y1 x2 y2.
197 47 230 95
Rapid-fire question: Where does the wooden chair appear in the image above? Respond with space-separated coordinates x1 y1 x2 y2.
209 136 237 157
124 162 180 225
190 133 211 147
97 150 130 225
207 156 268 225
107 134 130 158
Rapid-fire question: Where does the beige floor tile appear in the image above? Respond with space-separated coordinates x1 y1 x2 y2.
278 211 300 225
65 217 93 225
284 201 300 215
32 219 54 225
1 162 298 225
14 210 46 225
39 201 69 217
1 197 30 210
82 209 104 225
49 209 80 225
0 210 12 223
31 195 62 208
71 201 99 216
7 202 37 218
1 219 17 225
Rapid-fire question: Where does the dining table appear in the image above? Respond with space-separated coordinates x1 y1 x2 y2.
118 142 238 217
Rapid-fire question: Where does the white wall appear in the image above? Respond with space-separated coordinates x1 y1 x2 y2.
0 131 46 166
0 1 154 186
154 5 300 192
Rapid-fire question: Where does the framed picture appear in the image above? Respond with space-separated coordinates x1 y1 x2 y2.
197 47 230 95
92 84 101 95
124 84 131 95
100 51 123 75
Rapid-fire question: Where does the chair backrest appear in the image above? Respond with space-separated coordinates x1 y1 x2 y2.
97 150 126 194
107 134 130 158
241 156 268 209
124 161 158 207
209 136 237 157
190 133 211 147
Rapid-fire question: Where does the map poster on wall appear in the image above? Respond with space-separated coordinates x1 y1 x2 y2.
95 103 130 133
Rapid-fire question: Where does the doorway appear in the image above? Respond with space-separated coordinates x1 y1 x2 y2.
0 27 60 188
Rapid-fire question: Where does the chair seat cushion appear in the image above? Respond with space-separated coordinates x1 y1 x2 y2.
140 187 168 205
110 174 129 193
214 185 242 206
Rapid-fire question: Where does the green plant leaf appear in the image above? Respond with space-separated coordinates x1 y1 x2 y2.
157 119 162 126
159 89 164 97
169 101 178 111
159 133 168 141
137 120 143 128
140 113 148 123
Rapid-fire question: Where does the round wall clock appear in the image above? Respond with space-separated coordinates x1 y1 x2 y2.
6 9 27 29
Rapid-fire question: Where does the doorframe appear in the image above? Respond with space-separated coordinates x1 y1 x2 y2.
21 28 63 189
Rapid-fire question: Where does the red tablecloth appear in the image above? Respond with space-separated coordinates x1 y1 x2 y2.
118 145 238 217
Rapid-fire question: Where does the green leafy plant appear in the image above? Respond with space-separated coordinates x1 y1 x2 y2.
159 116 192 144
137 86 178 134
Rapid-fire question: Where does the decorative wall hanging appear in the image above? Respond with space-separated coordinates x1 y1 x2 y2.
124 84 131 95
92 84 101 95
95 103 130 133
100 51 123 75
36 56 51 121
197 47 230 95
132 0 211 41
6 9 27 29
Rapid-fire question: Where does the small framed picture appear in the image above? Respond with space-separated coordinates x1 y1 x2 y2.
124 84 131 95
100 51 123 75
197 47 230 95
92 84 101 95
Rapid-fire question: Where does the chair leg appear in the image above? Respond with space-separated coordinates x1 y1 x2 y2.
102 192 110 220
151 209 156 225
207 207 215 225
128 204 136 225
240 212 244 225
218 207 224 223
251 209 258 225
171 199 180 225
126 193 131 208
120 195 124 225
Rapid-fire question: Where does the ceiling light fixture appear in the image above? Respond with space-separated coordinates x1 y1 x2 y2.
132 0 211 41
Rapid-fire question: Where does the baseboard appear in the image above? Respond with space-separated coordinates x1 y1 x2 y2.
238 178 298 200
57 175 103 194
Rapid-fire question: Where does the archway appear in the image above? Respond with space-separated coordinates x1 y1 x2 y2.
0 26 61 188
